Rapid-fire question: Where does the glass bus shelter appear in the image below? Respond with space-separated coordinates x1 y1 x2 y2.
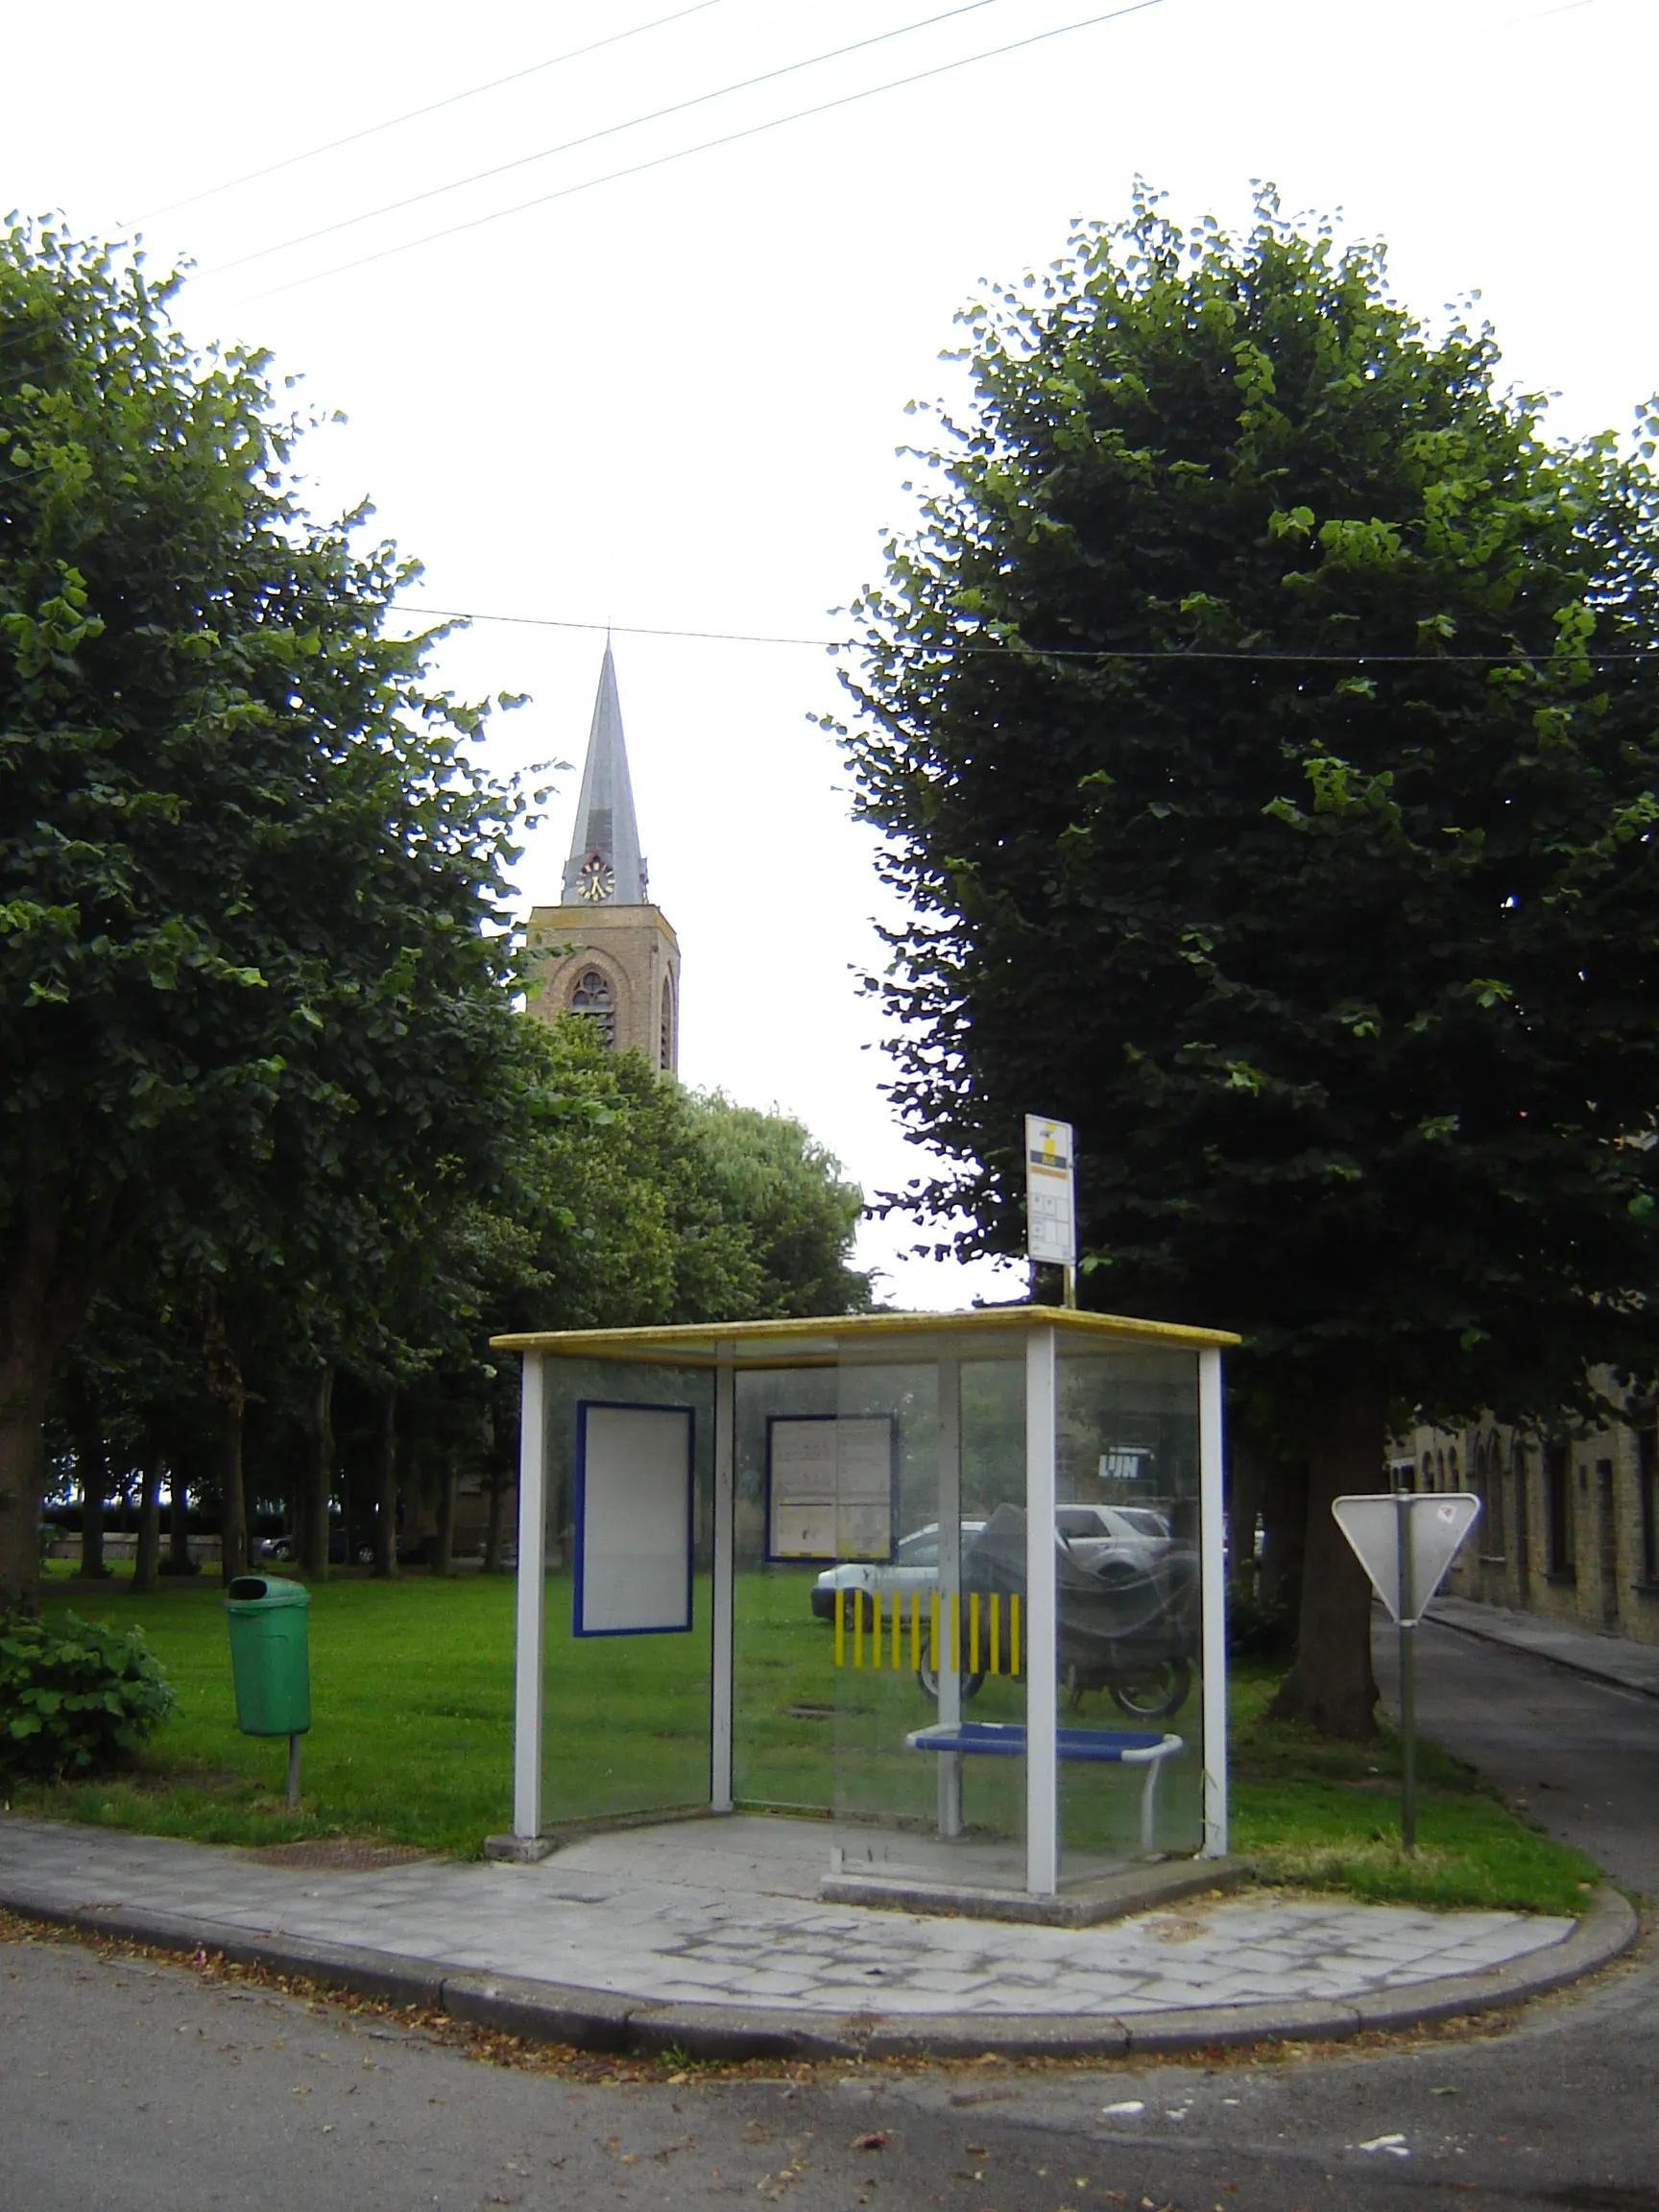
492 1306 1235 1905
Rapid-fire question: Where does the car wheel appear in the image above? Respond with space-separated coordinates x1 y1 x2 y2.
1106 1657 1191 1721
356 1544 375 1566
916 1664 986 1703
272 1543 293 1561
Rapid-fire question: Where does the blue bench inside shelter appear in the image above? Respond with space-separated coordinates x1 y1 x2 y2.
906 1720 1184 1857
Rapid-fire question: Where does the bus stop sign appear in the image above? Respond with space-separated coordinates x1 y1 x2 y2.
1333 1492 1481 1626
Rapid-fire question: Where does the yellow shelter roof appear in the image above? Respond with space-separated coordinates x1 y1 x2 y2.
491 1305 1238 1368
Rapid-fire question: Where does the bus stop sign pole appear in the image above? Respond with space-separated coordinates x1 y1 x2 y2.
1332 1491 1482 1853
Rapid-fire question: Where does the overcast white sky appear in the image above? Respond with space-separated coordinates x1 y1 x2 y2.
9 0 1656 1308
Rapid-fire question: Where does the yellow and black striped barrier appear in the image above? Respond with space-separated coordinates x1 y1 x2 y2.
832 1587 1022 1675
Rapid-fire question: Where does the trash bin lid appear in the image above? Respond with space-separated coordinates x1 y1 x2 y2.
224 1575 311 1610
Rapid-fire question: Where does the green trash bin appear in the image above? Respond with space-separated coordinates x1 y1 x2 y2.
225 1575 311 1806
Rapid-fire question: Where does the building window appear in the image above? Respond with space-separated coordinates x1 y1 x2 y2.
660 973 674 1071
569 967 615 1047
1545 1441 1575 1577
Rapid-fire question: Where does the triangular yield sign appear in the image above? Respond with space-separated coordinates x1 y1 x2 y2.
1332 1493 1482 1624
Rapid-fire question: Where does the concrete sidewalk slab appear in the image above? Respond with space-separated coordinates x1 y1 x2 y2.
0 1812 1636 2061
1430 1595 1659 1701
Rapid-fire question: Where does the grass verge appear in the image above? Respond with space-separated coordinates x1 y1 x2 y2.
6 1575 1600 1914
1230 1658 1601 1914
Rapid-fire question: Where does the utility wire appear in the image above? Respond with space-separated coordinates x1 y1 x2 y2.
238 0 1165 301
127 0 735 223
392 603 1659 663
202 0 1013 280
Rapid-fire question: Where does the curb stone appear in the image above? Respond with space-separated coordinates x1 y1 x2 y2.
0 1876 1637 2063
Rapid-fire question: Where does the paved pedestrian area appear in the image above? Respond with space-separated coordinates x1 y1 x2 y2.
1431 1594 1659 1700
0 1812 1574 2019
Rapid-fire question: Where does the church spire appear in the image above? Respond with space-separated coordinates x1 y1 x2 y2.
560 645 648 905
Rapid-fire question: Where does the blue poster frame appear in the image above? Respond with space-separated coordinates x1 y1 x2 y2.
573 1399 696 1637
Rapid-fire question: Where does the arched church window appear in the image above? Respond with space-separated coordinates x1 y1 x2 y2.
660 974 674 1071
569 967 615 1047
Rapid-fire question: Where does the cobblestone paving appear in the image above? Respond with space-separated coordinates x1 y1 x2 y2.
0 1813 1573 2018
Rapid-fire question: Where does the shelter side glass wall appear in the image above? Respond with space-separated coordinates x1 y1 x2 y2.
732 1365 844 1812
540 1358 714 1828
1055 1346 1203 1882
831 1345 1031 1891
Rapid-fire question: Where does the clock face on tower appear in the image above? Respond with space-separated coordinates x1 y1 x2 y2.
578 851 614 902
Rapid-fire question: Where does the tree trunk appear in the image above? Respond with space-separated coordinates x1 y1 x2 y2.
0 1154 124 1615
166 1458 196 1575
301 1361 335 1582
0 1353 50 1614
216 1394 248 1585
373 1383 400 1579
483 1465 511 1575
431 1466 459 1578
1226 1433 1267 1593
1258 1454 1309 1613
1268 1389 1383 1739
76 1407 109 1581
133 1451 163 1594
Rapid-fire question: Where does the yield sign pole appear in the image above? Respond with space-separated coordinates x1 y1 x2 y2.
1398 1493 1417 1851
1332 1491 1482 1853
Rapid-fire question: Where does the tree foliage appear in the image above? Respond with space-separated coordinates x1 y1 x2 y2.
841 188 1659 1732
0 220 524 1604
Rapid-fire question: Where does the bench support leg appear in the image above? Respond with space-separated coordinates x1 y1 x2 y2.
1139 1760 1162 1858
938 1748 962 1839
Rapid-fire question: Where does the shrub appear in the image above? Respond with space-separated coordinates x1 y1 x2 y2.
0 1611 177 1782
1226 1583 1299 1661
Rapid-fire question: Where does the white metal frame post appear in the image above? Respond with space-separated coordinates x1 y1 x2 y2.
512 1350 547 1842
1025 1325 1059 1896
936 1349 963 1839
710 1355 735 1813
1198 1346 1229 1858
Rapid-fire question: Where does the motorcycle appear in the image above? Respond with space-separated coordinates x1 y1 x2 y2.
919 1503 1198 1720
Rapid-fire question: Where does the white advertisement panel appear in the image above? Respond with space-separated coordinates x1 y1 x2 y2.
574 1402 694 1636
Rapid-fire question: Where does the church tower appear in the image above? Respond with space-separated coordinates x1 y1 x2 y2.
526 648 681 1072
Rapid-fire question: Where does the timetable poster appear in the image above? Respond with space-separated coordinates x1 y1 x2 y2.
766 1415 894 1562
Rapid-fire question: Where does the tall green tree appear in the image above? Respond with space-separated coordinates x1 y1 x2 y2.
842 188 1659 1735
0 221 524 1609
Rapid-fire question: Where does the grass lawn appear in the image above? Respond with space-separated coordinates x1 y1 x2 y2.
11 1570 1599 1914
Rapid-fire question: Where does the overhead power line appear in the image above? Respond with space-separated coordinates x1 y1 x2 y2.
127 0 735 223
201 0 1013 280
238 0 1166 300
393 603 1659 663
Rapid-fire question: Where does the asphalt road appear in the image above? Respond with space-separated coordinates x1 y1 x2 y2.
1371 1614 1659 1899
4 1920 1658 2212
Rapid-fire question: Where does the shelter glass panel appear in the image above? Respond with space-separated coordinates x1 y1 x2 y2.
830 1342 1032 1893
540 1358 714 1827
1054 1345 1203 1883
731 1364 844 1812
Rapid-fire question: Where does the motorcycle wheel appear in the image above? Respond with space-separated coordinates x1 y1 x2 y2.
1107 1657 1191 1720
916 1665 987 1703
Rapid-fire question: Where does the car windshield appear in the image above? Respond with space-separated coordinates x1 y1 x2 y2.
1055 1508 1101 1537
